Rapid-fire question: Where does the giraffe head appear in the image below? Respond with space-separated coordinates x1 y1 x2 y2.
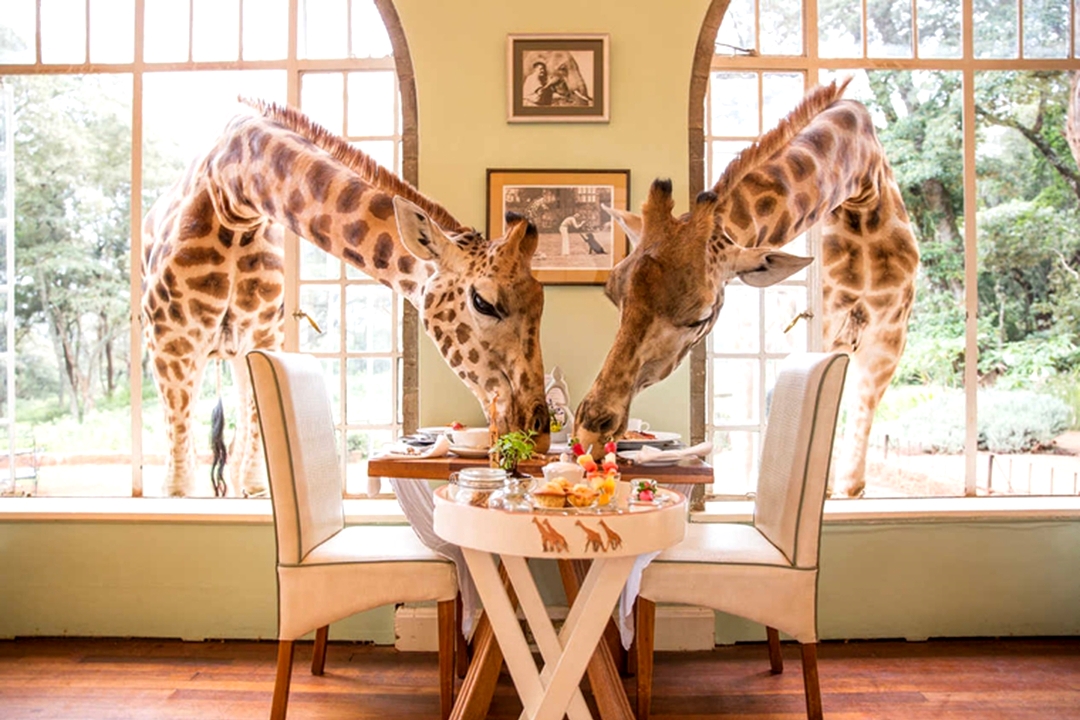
574 178 811 449
394 197 550 449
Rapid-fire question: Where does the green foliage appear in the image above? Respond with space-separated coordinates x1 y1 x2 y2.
493 429 537 474
881 389 1072 453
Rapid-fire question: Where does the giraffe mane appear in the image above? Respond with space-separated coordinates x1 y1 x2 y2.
711 75 853 199
240 97 470 234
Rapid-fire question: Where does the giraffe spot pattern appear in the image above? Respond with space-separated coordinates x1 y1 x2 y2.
373 232 394 269
370 193 394 220
337 179 366 213
175 246 226 267
343 219 368 247
218 226 234 248
343 248 366 268
306 160 336 203
271 145 298 182
455 323 471 344
308 214 332 251
178 192 215 242
186 272 230 299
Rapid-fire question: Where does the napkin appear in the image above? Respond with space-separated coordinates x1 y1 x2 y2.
635 441 713 465
376 433 452 459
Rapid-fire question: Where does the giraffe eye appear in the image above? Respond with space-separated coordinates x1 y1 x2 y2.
470 287 501 319
687 315 712 330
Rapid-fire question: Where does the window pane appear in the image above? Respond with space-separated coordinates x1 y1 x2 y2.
41 0 87 65
90 0 135 63
764 286 808 354
710 429 758 496
193 0 239 62
347 71 395 136
867 0 913 57
346 357 393 424
711 284 760 353
716 0 756 53
712 359 760 425
973 0 1018 58
710 140 750 186
320 357 342 424
144 0 189 62
301 240 340 281
345 285 394 353
711 72 758 136
760 0 803 55
345 428 392 495
299 0 348 59
353 140 395 174
301 72 345 135
818 0 863 57
916 0 961 58
0 0 36 64
762 72 805 129
1022 0 1069 58
299 285 342 353
351 0 393 58
242 0 287 60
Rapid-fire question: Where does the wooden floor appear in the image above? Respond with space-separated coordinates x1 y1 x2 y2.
1 636 1078 719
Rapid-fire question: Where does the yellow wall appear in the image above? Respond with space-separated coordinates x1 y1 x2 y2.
396 0 711 434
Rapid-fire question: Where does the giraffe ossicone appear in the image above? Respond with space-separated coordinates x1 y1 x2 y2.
575 78 919 497
142 99 549 498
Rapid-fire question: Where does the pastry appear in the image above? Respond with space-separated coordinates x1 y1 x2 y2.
566 483 599 508
531 482 567 508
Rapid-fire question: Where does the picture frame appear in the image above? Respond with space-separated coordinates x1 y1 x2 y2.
486 168 630 285
507 33 610 123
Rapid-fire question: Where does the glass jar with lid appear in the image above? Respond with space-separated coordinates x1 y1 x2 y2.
447 467 508 507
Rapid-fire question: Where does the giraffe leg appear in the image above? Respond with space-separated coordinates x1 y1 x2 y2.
150 349 209 497
228 354 268 498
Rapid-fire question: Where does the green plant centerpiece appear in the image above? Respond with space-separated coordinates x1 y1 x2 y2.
492 429 537 477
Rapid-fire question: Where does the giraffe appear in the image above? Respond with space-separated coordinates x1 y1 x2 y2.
575 520 606 552
531 517 569 553
598 519 622 550
142 99 549 497
575 78 919 497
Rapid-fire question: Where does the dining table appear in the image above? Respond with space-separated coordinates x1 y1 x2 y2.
367 451 713 720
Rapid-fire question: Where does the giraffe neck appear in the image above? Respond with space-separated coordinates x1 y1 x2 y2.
202 113 431 305
716 100 888 252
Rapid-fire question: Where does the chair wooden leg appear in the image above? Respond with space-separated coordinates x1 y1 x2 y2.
635 597 657 720
437 599 457 720
271 640 294 720
767 626 784 674
454 592 468 679
311 625 329 676
801 641 823 720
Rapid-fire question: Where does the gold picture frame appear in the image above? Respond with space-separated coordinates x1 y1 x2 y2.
486 168 630 285
507 33 610 123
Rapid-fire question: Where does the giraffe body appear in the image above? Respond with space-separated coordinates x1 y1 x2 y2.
576 79 918 497
143 101 549 497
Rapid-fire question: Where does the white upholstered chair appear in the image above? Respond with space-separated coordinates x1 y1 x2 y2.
635 352 849 720
247 350 458 720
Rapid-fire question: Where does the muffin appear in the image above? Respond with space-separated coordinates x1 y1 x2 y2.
531 482 567 508
566 483 600 508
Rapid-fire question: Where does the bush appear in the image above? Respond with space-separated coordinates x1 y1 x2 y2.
880 388 1072 453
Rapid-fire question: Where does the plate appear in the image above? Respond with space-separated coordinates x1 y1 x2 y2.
616 431 681 450
449 445 491 459
418 426 455 437
617 450 679 467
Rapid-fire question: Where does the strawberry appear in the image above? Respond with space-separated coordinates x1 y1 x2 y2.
604 440 617 454
450 421 464 430
571 441 585 456
602 460 618 472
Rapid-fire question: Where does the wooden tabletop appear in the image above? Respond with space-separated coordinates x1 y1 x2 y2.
367 453 714 483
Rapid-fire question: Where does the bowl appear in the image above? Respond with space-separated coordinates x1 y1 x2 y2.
451 427 490 449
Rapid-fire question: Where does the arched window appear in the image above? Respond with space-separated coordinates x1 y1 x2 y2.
0 0 417 498
693 0 1080 499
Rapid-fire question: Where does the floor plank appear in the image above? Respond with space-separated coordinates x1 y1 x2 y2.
0 637 1077 719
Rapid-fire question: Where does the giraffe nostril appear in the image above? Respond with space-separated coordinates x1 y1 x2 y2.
531 404 549 433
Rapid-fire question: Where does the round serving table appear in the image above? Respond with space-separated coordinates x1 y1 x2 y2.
433 485 687 720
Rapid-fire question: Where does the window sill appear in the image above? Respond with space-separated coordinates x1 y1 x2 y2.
1 495 1078 525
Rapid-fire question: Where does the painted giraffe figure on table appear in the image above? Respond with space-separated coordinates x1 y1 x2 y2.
575 78 919 497
142 99 549 497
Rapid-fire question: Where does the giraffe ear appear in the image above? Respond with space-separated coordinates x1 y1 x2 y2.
730 246 814 288
393 195 452 261
603 205 643 248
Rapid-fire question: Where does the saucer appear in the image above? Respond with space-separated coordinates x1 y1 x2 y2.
449 445 491 459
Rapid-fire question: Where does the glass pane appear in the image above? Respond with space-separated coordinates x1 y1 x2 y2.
762 72 805 130
1022 0 1069 58
242 0 287 60
710 72 758 136
760 0 802 55
301 72 345 135
973 0 1018 58
41 0 87 65
346 285 394 352
299 0 348 59
764 286 808 354
710 430 758 496
0 225 7 285
818 0 863 58
710 140 750 186
90 0 135 63
0 0 36 64
346 358 394 424
192 0 239 62
301 239 340 280
716 0 756 53
347 71 395 136
345 428 392 495
320 357 342 425
299 285 342 352
916 0 961 58
711 359 760 425
867 0 913 58
711 284 760 353
144 0 190 62
0 294 7 353
354 140 395 171
351 0 392 58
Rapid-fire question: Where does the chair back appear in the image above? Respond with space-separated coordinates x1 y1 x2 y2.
248 350 345 565
753 352 848 569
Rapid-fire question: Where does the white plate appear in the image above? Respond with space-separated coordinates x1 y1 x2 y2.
418 426 455 437
449 445 491 459
617 450 679 467
616 431 681 450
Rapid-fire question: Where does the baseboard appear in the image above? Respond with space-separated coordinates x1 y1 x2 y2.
394 603 714 652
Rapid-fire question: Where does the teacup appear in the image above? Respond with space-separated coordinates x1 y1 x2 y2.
542 461 585 485
627 418 651 433
451 427 490 448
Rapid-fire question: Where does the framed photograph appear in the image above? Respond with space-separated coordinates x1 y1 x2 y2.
507 33 610 123
487 168 630 284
